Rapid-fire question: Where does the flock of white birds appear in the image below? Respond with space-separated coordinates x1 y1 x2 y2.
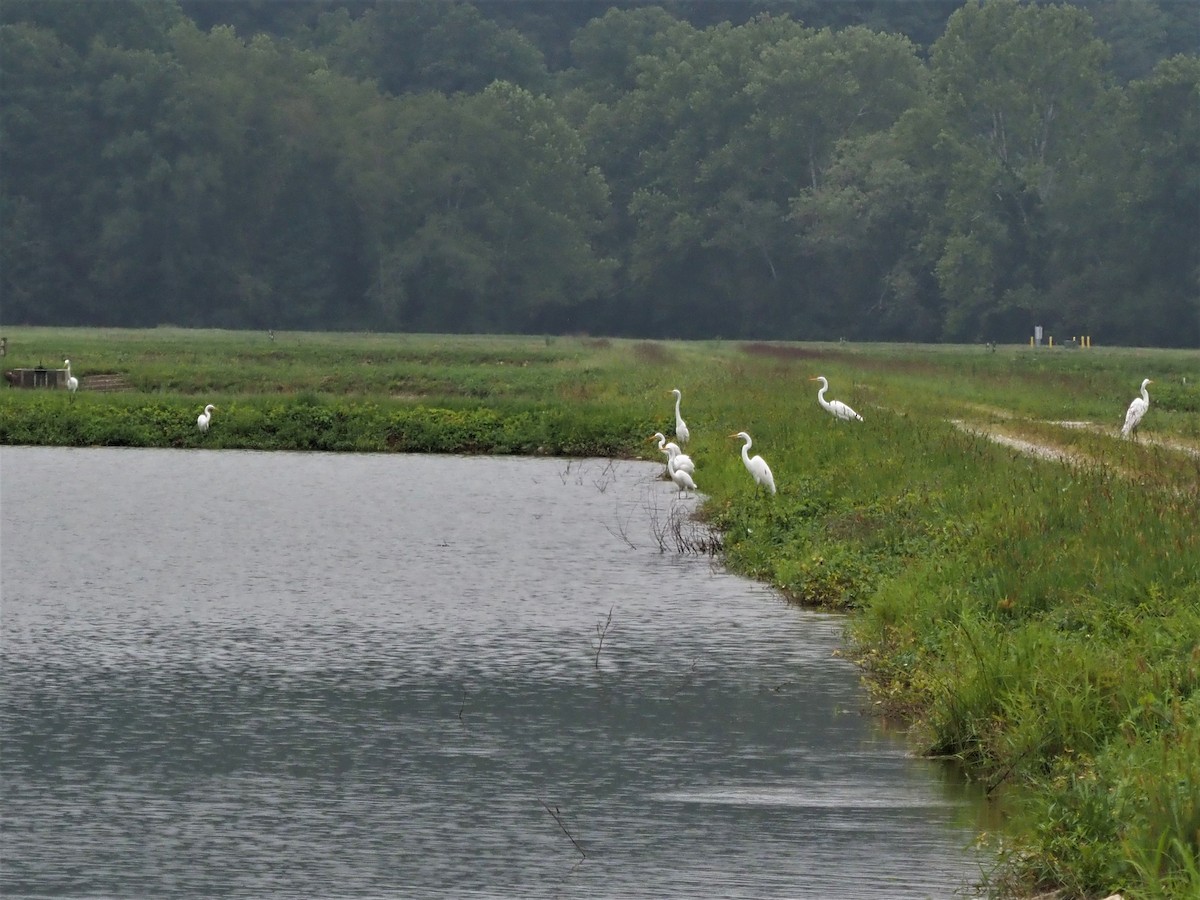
653 376 863 498
653 375 1157 499
57 359 1155 456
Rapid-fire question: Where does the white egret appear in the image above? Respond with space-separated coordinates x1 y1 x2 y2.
667 444 695 476
670 388 690 444
810 376 862 422
730 431 776 495
1120 378 1152 439
64 359 78 395
650 432 695 476
197 403 216 432
670 464 697 497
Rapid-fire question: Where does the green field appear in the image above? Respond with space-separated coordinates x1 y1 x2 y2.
3 327 1199 898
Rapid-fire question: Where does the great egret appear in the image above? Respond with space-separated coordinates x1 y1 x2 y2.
670 388 690 444
670 464 697 497
197 403 216 432
810 376 862 422
1120 378 1152 439
64 359 78 395
650 432 695 476
730 431 776 495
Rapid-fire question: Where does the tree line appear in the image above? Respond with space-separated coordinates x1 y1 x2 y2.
2 0 1197 345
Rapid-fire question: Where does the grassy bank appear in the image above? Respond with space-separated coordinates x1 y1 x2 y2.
3 327 1199 898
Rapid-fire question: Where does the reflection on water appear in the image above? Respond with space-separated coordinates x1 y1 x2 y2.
1 447 988 898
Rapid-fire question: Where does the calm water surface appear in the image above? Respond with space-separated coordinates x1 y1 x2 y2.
1 447 987 898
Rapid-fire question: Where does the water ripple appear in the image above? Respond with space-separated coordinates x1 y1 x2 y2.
2 448 987 898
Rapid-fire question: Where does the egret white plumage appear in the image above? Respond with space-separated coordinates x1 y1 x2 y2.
730 431 776 495
667 444 694 476
1120 378 1152 438
810 376 862 422
64 359 78 395
650 432 695 476
669 464 697 497
197 403 216 432
670 388 690 444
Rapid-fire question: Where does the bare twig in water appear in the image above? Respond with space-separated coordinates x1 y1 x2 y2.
646 492 668 553
591 459 618 493
646 493 723 556
458 687 467 722
540 799 587 859
593 605 614 669
602 521 637 550
603 495 639 550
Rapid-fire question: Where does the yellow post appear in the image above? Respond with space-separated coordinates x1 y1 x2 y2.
1049 335 1053 347
1030 336 1034 347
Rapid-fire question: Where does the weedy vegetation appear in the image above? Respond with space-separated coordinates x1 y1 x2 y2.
3 327 1198 898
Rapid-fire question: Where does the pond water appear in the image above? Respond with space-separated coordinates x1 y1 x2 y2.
1 447 988 898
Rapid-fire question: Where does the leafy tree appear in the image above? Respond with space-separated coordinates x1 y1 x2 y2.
920 0 1110 341
1115 55 1200 346
342 82 613 332
603 15 924 339
325 0 549 96
0 22 95 322
0 0 183 53
80 39 183 324
615 15 810 337
559 5 693 103
790 128 942 340
177 0 352 40
1061 54 1200 346
2 0 1196 342
743 25 926 337
1085 0 1173 82
157 23 373 327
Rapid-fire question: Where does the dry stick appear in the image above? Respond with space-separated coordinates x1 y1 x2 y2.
603 496 638 550
591 458 618 493
593 605 613 669
540 800 587 859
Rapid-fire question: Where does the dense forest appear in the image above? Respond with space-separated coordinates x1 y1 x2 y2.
2 0 1197 345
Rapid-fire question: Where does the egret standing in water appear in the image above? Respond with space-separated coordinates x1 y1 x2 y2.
1120 378 1152 439
669 388 690 445
197 404 216 433
810 376 862 422
730 431 776 495
64 359 78 396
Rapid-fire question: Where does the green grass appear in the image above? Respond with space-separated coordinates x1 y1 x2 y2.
3 327 1199 897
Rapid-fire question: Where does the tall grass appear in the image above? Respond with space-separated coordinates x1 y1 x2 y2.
3 327 1198 897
